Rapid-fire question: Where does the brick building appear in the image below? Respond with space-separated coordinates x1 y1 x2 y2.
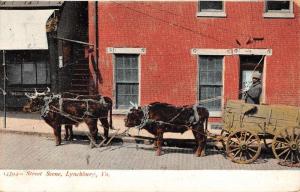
88 0 300 125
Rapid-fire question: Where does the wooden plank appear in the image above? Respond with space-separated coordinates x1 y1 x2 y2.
224 100 300 134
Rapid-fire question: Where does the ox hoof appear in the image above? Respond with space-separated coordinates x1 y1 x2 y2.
67 137 73 141
195 151 205 157
155 150 162 156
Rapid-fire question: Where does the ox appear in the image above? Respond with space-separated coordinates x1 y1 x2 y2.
125 102 209 156
23 89 113 147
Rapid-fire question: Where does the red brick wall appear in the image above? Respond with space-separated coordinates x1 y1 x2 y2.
88 1 300 110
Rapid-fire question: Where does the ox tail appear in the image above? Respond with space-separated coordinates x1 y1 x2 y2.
109 99 113 130
205 111 209 133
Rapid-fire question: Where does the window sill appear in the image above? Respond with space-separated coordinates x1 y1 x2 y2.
263 12 294 18
112 109 129 115
197 12 226 18
208 111 222 117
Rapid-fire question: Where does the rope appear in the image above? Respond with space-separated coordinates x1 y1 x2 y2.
252 55 265 74
199 96 222 104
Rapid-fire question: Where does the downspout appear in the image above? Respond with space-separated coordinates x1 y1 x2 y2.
95 1 99 93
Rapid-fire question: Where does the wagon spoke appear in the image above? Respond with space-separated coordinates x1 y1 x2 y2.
275 145 289 150
233 149 241 159
246 150 254 159
274 140 289 146
233 134 241 144
248 147 258 153
239 150 243 160
296 153 300 163
284 150 291 161
291 152 294 163
246 135 254 144
295 134 300 142
278 148 290 158
242 131 247 142
247 138 258 146
230 144 239 148
280 133 290 143
229 139 239 145
285 129 291 142
230 147 240 153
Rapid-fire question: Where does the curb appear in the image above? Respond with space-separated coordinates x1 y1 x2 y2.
0 128 222 148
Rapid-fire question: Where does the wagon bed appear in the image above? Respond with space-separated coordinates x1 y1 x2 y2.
222 100 300 165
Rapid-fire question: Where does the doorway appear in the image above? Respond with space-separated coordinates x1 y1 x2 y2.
239 55 264 99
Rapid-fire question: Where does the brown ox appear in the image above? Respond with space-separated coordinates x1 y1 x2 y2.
125 102 209 156
23 89 113 147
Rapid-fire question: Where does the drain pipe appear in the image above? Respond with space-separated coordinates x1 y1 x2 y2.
95 1 99 93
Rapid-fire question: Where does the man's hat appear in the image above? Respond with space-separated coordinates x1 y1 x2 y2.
252 72 261 80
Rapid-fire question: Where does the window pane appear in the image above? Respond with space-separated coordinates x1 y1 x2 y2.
200 86 222 111
199 56 223 111
267 1 290 11
36 61 48 84
22 63 36 84
116 83 138 109
124 56 131 68
7 64 21 85
115 54 139 109
116 56 124 69
199 1 223 11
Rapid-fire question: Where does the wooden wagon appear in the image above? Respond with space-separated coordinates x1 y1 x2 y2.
222 100 300 164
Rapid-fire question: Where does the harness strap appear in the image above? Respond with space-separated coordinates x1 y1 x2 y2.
192 104 200 125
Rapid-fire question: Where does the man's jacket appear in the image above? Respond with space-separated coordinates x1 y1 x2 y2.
244 81 262 104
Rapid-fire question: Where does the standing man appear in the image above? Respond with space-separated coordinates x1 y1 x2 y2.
243 72 262 104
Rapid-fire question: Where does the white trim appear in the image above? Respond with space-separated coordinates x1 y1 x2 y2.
197 0 226 18
112 109 128 115
197 12 226 17
264 0 294 18
138 55 141 107
232 48 272 56
262 56 267 104
209 111 222 117
107 47 146 54
191 48 232 55
263 12 294 18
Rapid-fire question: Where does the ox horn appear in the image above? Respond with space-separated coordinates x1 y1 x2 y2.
130 101 136 108
34 88 46 97
25 92 35 99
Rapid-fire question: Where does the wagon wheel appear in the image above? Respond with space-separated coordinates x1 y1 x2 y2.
226 129 261 164
272 127 300 164
220 130 230 150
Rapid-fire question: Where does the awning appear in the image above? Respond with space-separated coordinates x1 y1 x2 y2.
0 10 55 50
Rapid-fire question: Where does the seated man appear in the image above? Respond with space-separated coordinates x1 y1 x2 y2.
243 72 262 104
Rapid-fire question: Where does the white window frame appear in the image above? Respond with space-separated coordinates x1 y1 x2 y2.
192 49 228 117
263 0 294 18
197 0 226 18
107 47 145 114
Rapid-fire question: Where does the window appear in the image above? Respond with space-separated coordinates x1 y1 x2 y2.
199 56 223 112
6 51 50 87
197 1 226 17
115 54 139 109
264 0 294 18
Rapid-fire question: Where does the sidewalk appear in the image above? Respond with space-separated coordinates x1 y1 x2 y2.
0 111 206 142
